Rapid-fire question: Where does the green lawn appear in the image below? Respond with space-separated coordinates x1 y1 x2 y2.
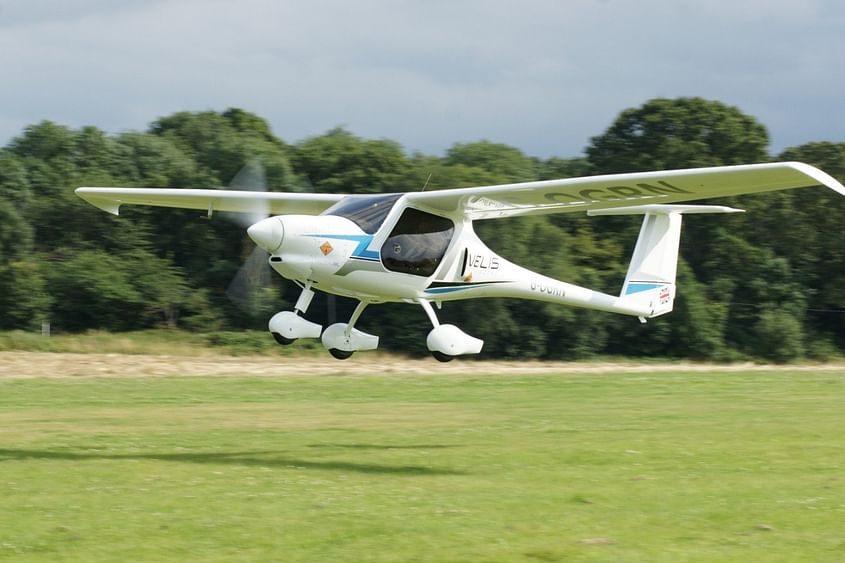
1 370 843 561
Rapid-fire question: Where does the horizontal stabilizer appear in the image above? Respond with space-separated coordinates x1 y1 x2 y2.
588 204 744 216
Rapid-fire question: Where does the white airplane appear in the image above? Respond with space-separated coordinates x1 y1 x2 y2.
77 161 845 361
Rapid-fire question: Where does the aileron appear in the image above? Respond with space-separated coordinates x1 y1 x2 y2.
74 187 344 216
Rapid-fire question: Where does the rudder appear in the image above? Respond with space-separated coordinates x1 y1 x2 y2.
588 204 743 319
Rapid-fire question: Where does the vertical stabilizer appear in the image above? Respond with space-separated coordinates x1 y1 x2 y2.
588 204 743 319
621 211 681 318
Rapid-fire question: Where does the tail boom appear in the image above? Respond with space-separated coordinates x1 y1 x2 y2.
422 204 742 321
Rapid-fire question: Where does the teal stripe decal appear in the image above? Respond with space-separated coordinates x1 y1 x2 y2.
424 282 503 295
625 282 664 295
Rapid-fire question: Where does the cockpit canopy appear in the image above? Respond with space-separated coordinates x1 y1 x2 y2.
321 193 402 234
322 193 456 278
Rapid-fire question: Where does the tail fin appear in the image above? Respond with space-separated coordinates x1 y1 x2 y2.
588 204 743 319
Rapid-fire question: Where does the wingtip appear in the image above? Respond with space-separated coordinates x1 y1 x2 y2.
788 162 845 196
76 187 121 215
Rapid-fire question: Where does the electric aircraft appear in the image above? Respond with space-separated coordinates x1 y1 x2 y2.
77 161 845 361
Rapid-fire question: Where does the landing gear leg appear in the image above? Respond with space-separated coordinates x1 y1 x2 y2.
294 283 316 315
345 301 369 335
321 301 379 360
419 299 483 361
329 302 368 360
268 282 323 345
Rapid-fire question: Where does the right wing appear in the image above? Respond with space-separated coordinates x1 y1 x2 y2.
405 162 845 219
75 187 345 216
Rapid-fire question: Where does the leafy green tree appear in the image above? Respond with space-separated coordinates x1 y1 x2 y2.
151 109 296 190
9 121 78 162
46 249 144 331
753 310 806 363
403 154 504 192
0 150 31 208
292 128 410 193
0 198 31 261
587 97 769 173
0 260 52 330
774 142 845 347
115 132 199 187
699 230 806 357
120 249 220 329
0 200 52 329
538 157 593 181
45 248 218 332
663 260 730 359
444 141 537 182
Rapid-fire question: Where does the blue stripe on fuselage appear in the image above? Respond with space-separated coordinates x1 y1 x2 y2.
424 282 501 295
306 234 380 261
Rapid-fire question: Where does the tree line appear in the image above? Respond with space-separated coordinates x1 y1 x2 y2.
1 98 843 361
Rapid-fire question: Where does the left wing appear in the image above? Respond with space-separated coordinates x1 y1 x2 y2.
404 162 845 219
75 187 344 216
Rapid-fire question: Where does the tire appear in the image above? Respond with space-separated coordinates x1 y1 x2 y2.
272 332 296 346
431 351 454 363
329 348 354 360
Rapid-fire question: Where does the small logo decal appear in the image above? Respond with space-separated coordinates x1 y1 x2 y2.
659 286 671 304
320 241 334 256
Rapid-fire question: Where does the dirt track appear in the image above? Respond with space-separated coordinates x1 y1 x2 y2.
1 351 844 378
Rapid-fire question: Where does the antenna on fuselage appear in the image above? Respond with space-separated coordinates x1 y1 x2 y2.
421 173 433 191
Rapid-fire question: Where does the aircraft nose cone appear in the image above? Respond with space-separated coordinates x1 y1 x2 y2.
247 217 284 252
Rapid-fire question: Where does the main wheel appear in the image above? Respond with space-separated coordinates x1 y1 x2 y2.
431 351 454 363
272 332 296 346
329 348 354 360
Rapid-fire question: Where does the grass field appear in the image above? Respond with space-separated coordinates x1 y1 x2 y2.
1 369 844 561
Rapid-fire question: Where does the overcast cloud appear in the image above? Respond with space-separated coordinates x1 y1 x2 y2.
1 0 843 158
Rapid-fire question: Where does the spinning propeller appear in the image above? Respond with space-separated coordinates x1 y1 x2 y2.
222 161 318 319
223 160 278 317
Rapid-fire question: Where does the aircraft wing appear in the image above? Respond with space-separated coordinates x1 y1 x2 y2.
404 162 845 220
75 187 345 216
78 162 844 220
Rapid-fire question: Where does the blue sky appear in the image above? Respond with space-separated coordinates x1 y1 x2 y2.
1 0 843 158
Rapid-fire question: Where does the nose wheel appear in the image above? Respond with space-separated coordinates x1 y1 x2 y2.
268 284 322 345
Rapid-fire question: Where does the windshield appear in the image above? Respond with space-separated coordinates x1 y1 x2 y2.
381 207 455 277
321 194 402 234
